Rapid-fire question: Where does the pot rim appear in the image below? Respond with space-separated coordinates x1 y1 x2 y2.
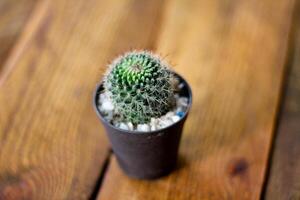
93 71 192 135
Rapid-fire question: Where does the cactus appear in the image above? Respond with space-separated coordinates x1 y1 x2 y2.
103 51 176 124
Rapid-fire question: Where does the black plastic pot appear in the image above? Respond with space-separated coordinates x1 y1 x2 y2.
93 73 192 179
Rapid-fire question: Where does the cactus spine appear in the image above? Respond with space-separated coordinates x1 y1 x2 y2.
104 51 176 124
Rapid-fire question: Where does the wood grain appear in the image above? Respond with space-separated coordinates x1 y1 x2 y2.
0 0 37 71
265 3 300 199
0 0 164 199
97 0 295 199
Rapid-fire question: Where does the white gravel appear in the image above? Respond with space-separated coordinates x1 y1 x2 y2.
127 122 134 131
137 124 150 132
171 115 180 123
119 123 129 130
98 92 189 132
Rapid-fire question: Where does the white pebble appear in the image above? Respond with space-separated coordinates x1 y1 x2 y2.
177 97 188 107
150 118 157 125
166 111 175 118
113 121 120 127
171 115 180 123
101 100 114 111
127 122 134 131
99 93 107 101
137 124 150 132
159 119 173 128
178 83 185 89
176 106 184 113
119 123 129 130
150 118 158 131
150 124 157 131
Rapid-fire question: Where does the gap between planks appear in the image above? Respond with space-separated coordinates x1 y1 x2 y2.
264 1 300 199
260 3 299 198
89 151 112 200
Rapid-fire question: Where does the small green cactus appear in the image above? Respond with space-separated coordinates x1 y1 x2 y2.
104 51 176 124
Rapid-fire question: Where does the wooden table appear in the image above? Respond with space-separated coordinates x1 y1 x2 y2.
0 0 299 199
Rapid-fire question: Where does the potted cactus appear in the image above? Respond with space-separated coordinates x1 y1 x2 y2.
93 51 192 179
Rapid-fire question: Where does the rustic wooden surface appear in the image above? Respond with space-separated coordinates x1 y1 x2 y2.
0 0 298 199
98 0 295 199
0 0 165 199
265 2 300 199
0 0 37 71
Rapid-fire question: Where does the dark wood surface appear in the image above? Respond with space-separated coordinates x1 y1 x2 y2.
0 0 298 199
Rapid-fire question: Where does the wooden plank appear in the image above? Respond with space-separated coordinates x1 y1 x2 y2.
0 0 37 71
0 0 164 199
97 0 295 199
265 3 300 199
